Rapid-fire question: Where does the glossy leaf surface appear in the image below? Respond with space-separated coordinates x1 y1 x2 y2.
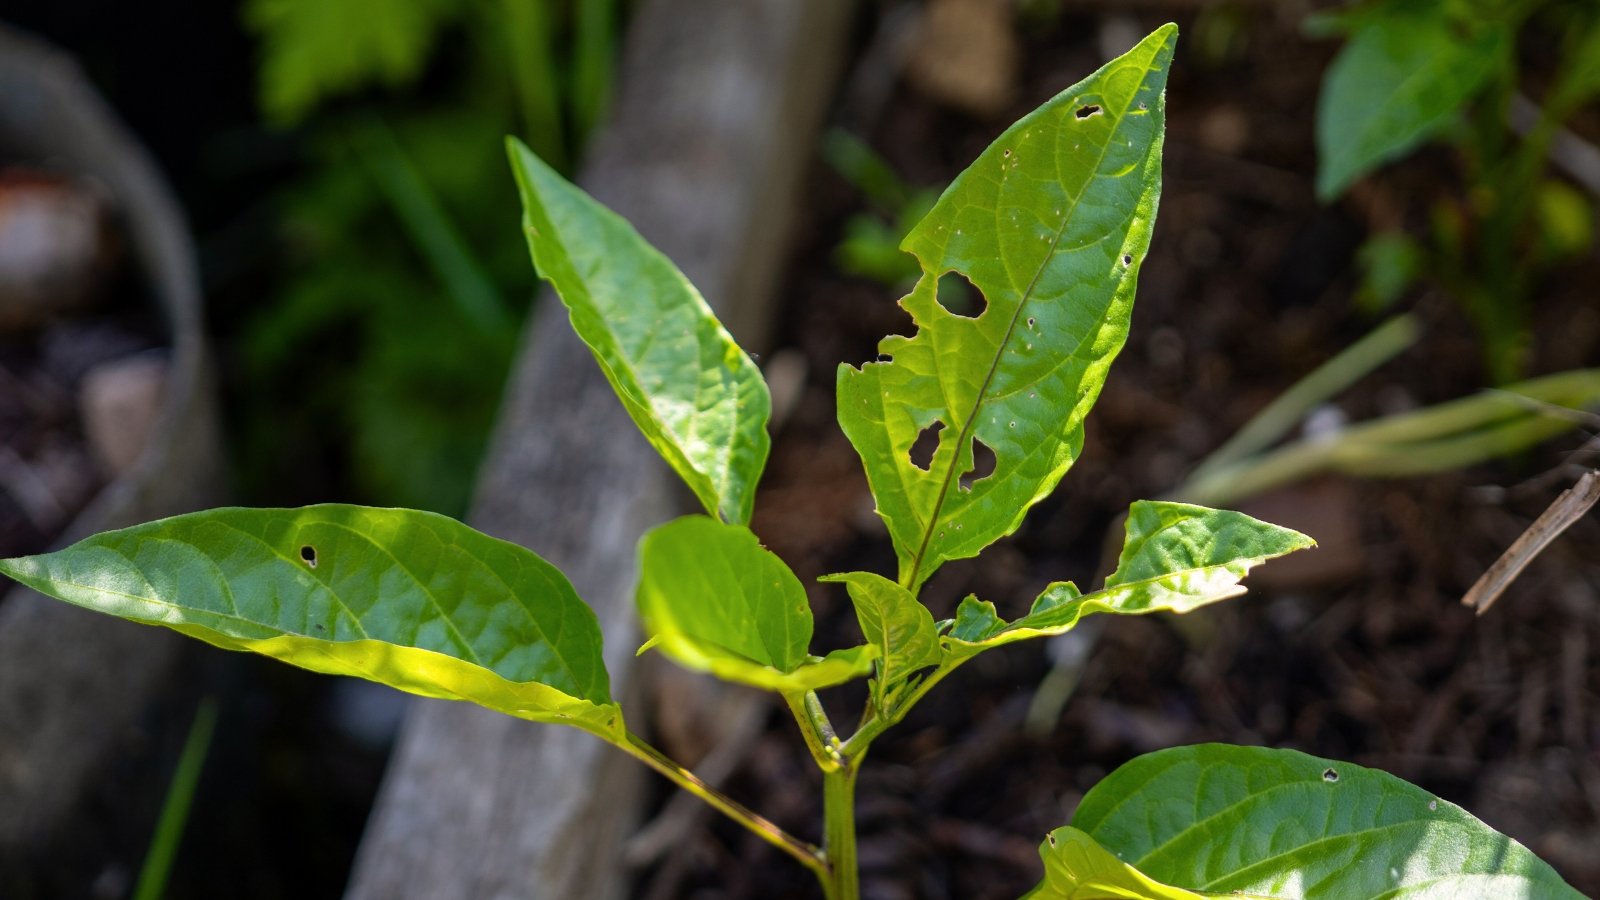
945 502 1312 659
1026 827 1204 899
1073 744 1583 898
636 516 875 693
821 571 940 696
0 505 621 736
837 25 1175 590
509 138 771 525
1316 6 1509 199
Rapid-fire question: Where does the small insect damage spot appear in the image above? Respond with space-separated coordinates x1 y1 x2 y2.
1045 833 1058 847
1322 768 1339 783
300 544 318 569
1121 254 1133 267
959 439 997 492
909 421 944 471
1075 104 1102 120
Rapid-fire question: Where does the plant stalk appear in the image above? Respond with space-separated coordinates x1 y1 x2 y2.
618 731 827 883
822 761 862 900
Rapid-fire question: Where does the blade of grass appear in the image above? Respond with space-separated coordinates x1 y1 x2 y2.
1180 369 1600 507
133 697 219 900
573 0 617 141
502 0 568 172
1185 313 1420 485
351 116 512 336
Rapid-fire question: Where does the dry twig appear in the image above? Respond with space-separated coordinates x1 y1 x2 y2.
1462 470 1600 615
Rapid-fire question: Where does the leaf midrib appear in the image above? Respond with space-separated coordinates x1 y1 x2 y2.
903 54 1158 589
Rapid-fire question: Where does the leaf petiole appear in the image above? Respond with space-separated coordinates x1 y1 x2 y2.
616 730 827 880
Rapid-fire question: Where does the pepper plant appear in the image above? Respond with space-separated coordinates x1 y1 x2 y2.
0 25 1581 898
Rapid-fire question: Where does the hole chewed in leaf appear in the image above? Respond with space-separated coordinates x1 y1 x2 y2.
909 422 944 471
1075 104 1102 119
1322 767 1339 783
935 271 985 318
959 439 998 491
300 545 318 569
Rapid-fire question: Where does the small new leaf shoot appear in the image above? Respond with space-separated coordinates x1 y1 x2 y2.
636 516 876 693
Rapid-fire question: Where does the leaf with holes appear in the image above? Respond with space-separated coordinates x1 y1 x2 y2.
820 571 940 704
509 138 771 525
0 505 622 737
1067 744 1584 898
636 516 876 693
944 502 1313 661
837 25 1175 590
1025 827 1204 900
1315 5 1511 200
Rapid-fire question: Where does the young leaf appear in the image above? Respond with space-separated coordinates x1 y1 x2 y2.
1025 827 1204 900
837 25 1176 590
944 502 1312 660
508 138 772 525
1071 744 1584 898
0 506 622 737
636 516 875 693
820 571 940 698
1315 6 1510 200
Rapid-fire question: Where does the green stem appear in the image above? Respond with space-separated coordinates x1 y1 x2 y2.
822 762 862 900
618 731 827 883
843 659 966 756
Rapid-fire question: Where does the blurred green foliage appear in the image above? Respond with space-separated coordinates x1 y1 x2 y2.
821 129 939 288
236 0 620 514
1313 0 1600 383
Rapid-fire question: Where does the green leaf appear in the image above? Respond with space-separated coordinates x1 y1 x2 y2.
1315 4 1510 199
0 506 621 737
636 517 875 693
820 572 940 697
508 139 772 525
836 25 1176 590
948 594 1009 644
246 0 460 124
945 502 1312 659
1026 827 1205 900
1072 744 1584 898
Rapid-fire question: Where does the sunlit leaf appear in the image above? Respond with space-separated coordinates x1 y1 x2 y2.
945 502 1312 660
1025 827 1204 900
837 25 1175 590
508 139 772 525
636 517 875 693
820 571 940 697
1315 5 1510 199
0 506 621 737
1072 744 1584 898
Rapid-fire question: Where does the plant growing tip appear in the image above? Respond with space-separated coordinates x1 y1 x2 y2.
0 20 1580 899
